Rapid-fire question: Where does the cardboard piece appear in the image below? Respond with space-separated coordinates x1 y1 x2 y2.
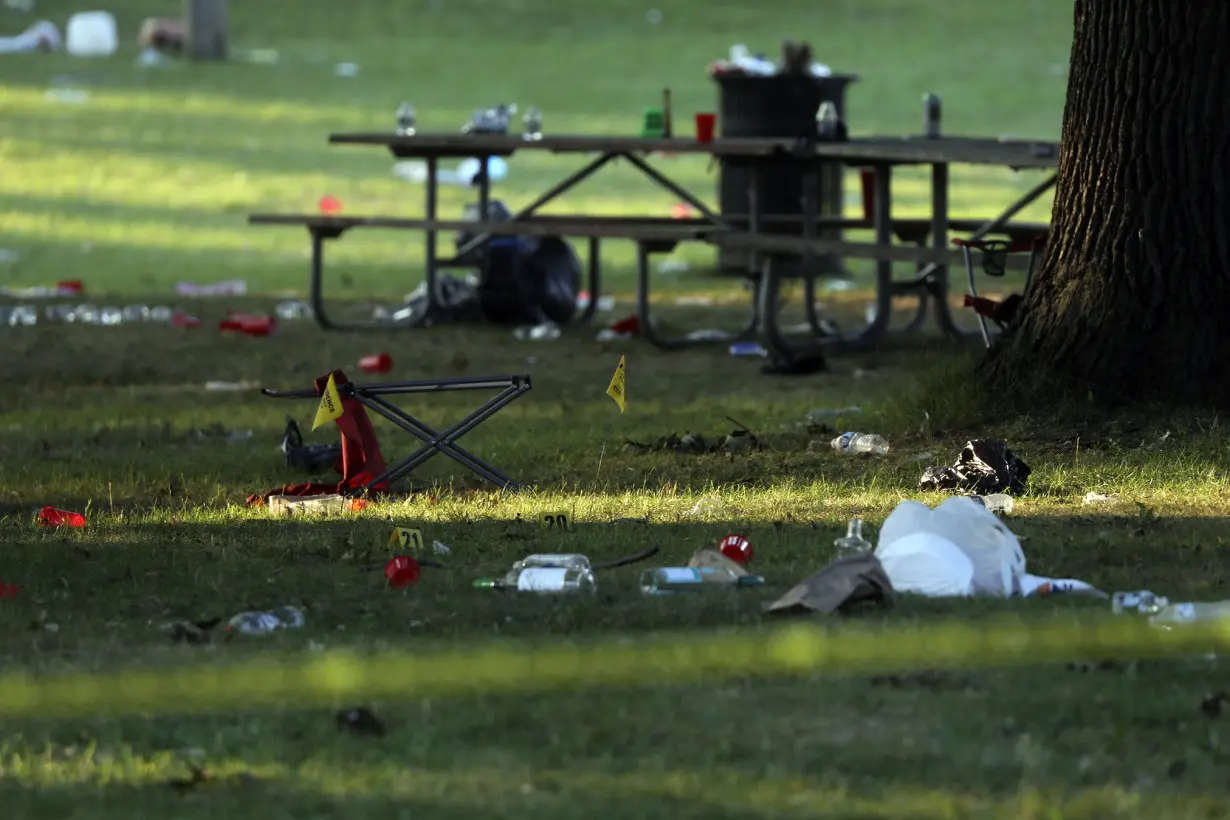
764 552 894 616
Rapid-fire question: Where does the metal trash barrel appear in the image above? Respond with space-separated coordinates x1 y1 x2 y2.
714 73 859 276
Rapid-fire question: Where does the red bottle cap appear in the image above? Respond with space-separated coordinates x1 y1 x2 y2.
358 353 393 373
719 533 752 564
37 506 86 528
384 555 421 589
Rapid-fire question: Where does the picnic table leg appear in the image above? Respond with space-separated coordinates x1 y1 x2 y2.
308 229 341 331
635 241 757 351
799 169 833 338
575 237 601 324
848 163 895 346
419 156 443 325
926 161 971 340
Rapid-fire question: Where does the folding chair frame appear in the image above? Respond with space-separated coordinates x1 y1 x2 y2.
262 374 532 492
954 234 1047 348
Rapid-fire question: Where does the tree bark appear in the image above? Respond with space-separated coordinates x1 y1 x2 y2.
987 0 1230 407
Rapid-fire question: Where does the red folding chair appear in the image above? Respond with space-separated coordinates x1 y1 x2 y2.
953 232 1047 348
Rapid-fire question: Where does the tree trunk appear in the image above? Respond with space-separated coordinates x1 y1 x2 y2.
987 0 1230 407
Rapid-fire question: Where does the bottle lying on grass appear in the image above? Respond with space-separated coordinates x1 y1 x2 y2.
641 566 765 595
473 566 597 594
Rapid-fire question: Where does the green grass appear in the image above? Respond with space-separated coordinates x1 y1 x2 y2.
11 1 1230 818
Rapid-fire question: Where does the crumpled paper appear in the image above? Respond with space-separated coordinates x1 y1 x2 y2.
764 552 894 616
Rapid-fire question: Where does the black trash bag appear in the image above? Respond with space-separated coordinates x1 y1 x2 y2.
919 439 1031 495
455 199 513 267
478 235 581 326
279 417 342 475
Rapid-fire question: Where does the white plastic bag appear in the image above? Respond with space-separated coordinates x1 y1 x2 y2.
875 496 1026 597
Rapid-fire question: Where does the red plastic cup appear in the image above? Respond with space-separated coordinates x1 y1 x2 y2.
219 313 278 337
56 280 84 295
384 555 422 589
319 195 343 215
719 533 752 564
0 583 22 598
359 353 393 373
38 506 86 528
694 112 717 143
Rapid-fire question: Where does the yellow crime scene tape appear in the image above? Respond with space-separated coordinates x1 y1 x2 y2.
2 616 1228 719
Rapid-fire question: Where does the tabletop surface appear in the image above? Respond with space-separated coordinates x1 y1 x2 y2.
329 132 1061 168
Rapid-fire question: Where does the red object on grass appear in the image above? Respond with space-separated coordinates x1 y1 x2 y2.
670 203 693 219
319 195 343 215
38 506 86 528
219 313 278 337
56 280 85 295
609 314 641 335
694 112 717 143
384 555 422 589
0 583 22 598
359 353 393 374
859 168 875 221
719 533 752 564
248 369 391 506
170 310 201 328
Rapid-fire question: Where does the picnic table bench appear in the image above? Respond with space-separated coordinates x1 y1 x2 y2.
249 132 1059 358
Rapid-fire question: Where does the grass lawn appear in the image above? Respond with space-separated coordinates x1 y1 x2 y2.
7 1 1230 818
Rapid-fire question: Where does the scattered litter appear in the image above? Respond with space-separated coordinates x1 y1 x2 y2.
1148 430 1171 449
3 19 60 54
1020 576 1106 598
226 605 305 636
831 432 890 455
718 534 752 564
875 497 1025 597
268 494 366 516
764 551 894 615
0 583 22 598
37 506 86 528
170 310 201 327
819 279 856 293
358 353 393 373
688 549 749 578
975 493 1015 514
686 498 722 517
1150 600 1230 629
219 312 277 337
709 41 831 78
0 280 83 298
595 328 634 342
384 555 422 589
1112 590 1168 615
906 452 934 463
657 258 690 274
833 517 872 556
674 295 715 307
607 315 639 336
135 45 169 67
641 565 763 595
430 540 451 556
513 554 590 571
3 0 36 12
919 439 1031 495
204 380 258 391
177 280 246 297
1083 491 1112 505
686 328 731 341
334 62 359 77
234 48 279 64
473 563 597 593
730 342 768 357
274 300 312 320
513 321 561 341
336 707 386 737
625 427 760 456
318 195 343 214
575 292 615 312
44 87 88 104
646 8 663 25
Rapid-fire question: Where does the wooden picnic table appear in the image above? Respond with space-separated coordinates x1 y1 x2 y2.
251 131 1059 358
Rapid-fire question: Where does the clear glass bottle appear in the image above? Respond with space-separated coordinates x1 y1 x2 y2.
1149 601 1230 627
121 304 151 322
640 566 764 595
815 101 839 138
227 605 305 636
523 106 543 141
834 517 872 555
510 554 590 572
830 432 890 455
473 566 597 594
396 102 417 136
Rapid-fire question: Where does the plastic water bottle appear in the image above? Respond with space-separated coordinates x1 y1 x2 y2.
830 432 890 455
923 93 942 138
1111 590 1168 615
975 494 1015 514
815 101 839 139
640 566 764 595
834 517 872 555
522 106 543 141
395 102 417 136
473 566 596 593
510 554 590 571
1149 601 1230 627
227 605 305 636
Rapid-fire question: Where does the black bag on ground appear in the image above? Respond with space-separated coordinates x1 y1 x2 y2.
477 235 581 326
